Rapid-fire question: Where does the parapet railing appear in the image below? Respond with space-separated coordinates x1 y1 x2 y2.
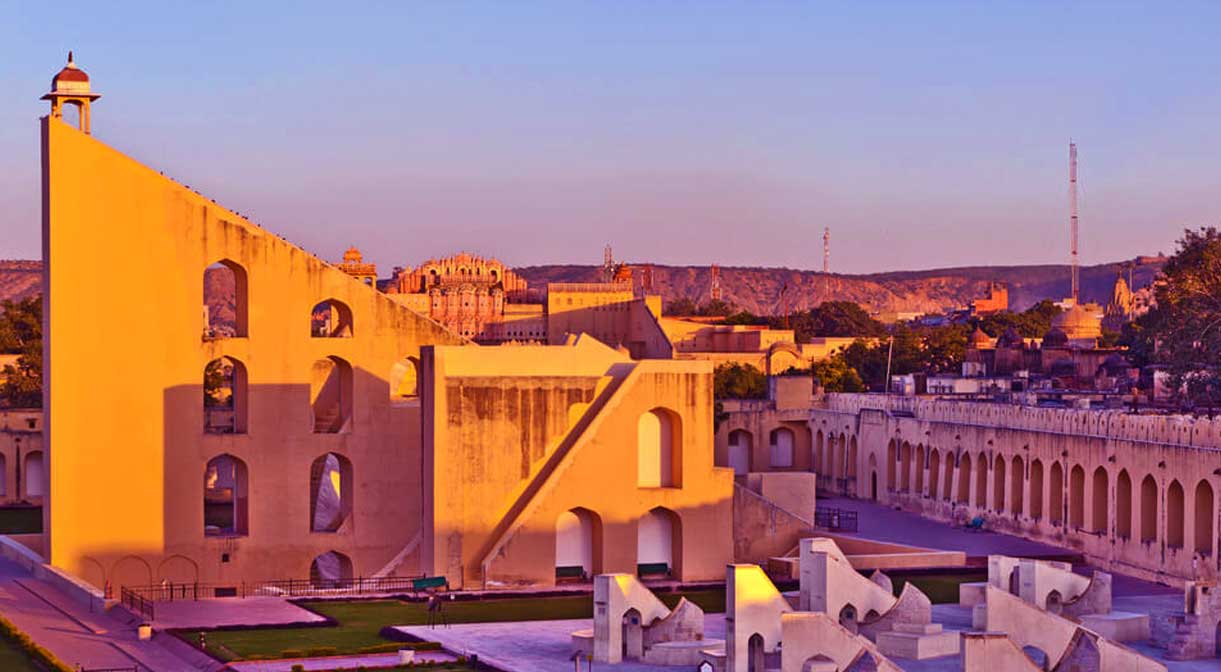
814 507 859 533
820 393 1221 451
122 574 432 609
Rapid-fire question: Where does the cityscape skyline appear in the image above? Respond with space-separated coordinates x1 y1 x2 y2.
1 2 1216 274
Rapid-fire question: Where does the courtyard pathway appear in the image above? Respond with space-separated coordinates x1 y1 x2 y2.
0 555 222 671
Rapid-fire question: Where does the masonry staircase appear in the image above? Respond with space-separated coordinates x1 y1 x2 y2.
474 362 637 584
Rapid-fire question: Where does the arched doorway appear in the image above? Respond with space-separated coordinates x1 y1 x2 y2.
638 408 681 487
555 508 600 579
1194 480 1214 557
868 454 879 501
310 551 354 589
769 428 794 468
637 507 680 578
747 633 765 672
1091 467 1109 534
838 604 859 634
728 429 752 475
622 608 644 661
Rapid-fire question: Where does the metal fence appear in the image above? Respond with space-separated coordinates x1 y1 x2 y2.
814 507 859 532
123 574 428 610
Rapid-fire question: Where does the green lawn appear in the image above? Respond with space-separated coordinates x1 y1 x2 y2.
184 589 724 661
0 507 41 534
0 637 43 672
887 572 985 604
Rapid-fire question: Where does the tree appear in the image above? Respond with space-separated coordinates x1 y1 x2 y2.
0 297 42 408
785 301 888 341
810 356 866 393
713 362 767 400
973 300 1062 338
665 297 699 316
1126 227 1221 405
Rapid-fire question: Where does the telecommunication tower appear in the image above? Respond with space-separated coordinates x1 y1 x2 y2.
603 244 614 283
822 227 831 298
1069 142 1080 303
710 264 722 302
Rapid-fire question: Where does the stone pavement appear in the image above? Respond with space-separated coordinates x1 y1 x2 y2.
228 649 456 671
152 595 327 629
397 615 727 672
0 555 222 671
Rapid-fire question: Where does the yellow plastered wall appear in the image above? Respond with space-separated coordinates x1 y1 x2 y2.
42 117 463 590
421 340 733 588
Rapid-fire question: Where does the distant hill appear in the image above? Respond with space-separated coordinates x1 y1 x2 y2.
0 256 1165 317
0 261 41 304
517 258 1165 315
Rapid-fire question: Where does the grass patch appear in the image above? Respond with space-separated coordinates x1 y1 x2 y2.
888 572 985 604
0 638 43 672
0 507 41 534
187 589 724 661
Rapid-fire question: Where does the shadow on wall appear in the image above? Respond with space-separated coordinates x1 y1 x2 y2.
61 362 427 595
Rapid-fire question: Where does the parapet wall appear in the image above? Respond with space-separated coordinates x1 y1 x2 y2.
822 394 1221 452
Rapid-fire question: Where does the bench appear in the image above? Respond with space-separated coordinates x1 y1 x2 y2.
555 566 587 581
963 516 986 532
411 576 448 592
637 562 670 577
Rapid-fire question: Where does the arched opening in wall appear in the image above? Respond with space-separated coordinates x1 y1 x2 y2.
1049 462 1064 524
1022 645 1050 670
204 454 248 536
728 429 752 476
1140 475 1158 543
310 356 353 433
943 454 954 501
956 453 971 504
1008 569 1020 595
1045 589 1063 615
868 454 878 501
886 440 897 491
622 608 644 661
847 436 858 479
994 456 1006 512
801 655 834 672
1194 480 1214 556
556 508 600 580
747 633 765 672
1116 470 1132 539
1069 465 1086 528
837 434 848 479
1091 467 1108 534
309 452 353 532
827 434 838 480
975 454 988 508
928 450 941 500
204 356 248 434
914 444 925 494
637 408 681 487
838 604 859 634
389 356 420 403
310 299 353 338
310 551 354 589
1029 460 1044 519
1168 480 1185 549
637 507 681 578
769 428 795 469
900 442 912 492
203 260 248 339
1011 456 1025 517
814 431 824 477
22 451 44 499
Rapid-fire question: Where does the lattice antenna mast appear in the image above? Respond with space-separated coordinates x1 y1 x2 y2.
710 264 722 302
1069 141 1080 303
823 227 831 297
603 244 614 283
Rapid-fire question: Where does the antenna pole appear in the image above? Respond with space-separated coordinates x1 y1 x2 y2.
1069 141 1079 303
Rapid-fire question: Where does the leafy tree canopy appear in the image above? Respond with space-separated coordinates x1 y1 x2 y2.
714 362 767 400
0 297 42 408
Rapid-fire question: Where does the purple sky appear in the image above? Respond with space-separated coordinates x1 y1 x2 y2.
1 2 1217 274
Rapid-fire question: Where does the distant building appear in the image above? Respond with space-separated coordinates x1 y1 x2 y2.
971 281 1009 314
337 247 377 286
384 252 531 341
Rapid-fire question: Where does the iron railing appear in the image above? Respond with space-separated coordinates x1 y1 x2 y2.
120 586 154 621
814 507 859 532
123 574 428 607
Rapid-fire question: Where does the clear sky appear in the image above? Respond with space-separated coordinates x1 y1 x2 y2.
1 1 1216 273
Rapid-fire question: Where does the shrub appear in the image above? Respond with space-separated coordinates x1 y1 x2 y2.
291 665 305 672
305 645 339 657
280 648 306 658
0 615 74 672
